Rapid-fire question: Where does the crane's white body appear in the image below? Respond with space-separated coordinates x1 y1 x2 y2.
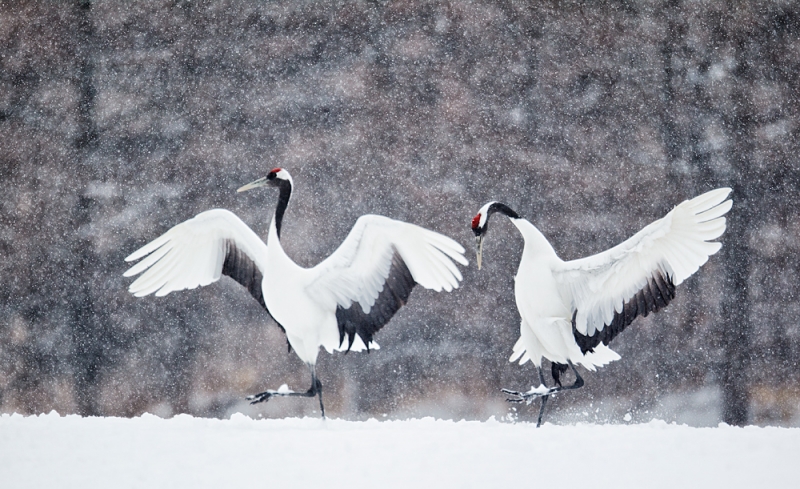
261 214 466 364
260 217 337 363
490 188 732 370
510 218 621 369
125 174 467 368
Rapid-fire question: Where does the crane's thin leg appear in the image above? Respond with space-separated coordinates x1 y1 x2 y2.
536 367 549 428
312 366 325 418
503 361 584 410
246 364 326 418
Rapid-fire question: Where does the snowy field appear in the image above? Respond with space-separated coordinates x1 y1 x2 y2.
1 413 797 489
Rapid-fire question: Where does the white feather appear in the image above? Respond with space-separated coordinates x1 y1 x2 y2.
306 215 467 314
125 202 467 366
554 188 732 340
124 209 268 298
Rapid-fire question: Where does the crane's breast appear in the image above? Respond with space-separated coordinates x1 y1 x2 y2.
514 260 570 322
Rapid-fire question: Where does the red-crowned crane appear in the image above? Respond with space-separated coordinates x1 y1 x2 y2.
124 168 467 416
470 188 732 426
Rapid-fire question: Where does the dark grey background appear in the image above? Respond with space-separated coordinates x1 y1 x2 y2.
1 0 798 425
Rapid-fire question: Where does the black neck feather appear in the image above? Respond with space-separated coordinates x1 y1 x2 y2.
274 180 292 239
489 202 520 220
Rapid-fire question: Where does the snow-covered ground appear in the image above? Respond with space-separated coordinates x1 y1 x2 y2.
1 412 796 489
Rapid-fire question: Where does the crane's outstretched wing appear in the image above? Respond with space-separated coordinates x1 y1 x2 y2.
124 209 270 311
552 188 732 354
307 215 468 351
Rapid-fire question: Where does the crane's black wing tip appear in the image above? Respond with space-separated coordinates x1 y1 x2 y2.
222 239 285 335
336 252 416 352
573 270 676 354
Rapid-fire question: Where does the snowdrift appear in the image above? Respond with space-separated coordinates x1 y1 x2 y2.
1 412 796 488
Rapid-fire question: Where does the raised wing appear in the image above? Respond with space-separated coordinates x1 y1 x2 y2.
553 188 732 353
308 215 468 351
124 209 270 310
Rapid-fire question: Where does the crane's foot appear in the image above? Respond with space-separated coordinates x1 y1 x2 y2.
503 362 585 426
247 391 274 404
502 386 551 404
246 366 325 417
246 385 295 404
247 392 271 404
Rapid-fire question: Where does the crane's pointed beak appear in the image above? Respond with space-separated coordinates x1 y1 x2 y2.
476 235 484 270
237 177 268 193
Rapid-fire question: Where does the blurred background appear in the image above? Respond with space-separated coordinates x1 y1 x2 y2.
1 0 798 426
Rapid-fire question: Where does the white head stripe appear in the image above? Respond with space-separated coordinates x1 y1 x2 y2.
477 201 497 227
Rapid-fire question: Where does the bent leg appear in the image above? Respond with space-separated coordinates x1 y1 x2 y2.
247 364 325 418
503 361 584 414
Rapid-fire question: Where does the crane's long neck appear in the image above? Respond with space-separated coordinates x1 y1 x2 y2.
273 179 292 239
511 218 558 259
483 203 556 258
476 202 559 267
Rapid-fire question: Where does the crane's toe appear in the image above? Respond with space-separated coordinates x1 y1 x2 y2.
246 391 273 404
502 387 549 404
502 388 533 404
